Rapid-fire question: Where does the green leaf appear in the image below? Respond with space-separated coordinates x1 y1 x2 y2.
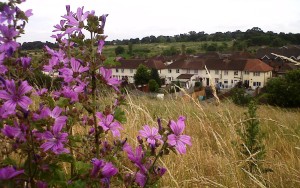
75 161 92 175
114 108 126 124
58 154 75 163
45 95 56 108
1 158 17 166
68 180 87 188
57 97 70 108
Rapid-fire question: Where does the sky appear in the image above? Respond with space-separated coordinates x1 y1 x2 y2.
17 0 300 43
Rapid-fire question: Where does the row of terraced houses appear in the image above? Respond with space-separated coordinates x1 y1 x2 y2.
108 46 300 90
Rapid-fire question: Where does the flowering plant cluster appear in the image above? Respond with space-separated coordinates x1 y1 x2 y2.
0 1 191 187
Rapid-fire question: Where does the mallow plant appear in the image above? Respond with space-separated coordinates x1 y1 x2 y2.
0 1 192 187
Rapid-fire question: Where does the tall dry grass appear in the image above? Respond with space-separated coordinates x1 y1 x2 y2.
122 94 300 188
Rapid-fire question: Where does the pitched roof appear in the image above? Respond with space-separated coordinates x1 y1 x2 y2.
256 46 300 59
177 74 194 79
244 59 273 72
107 58 166 70
144 59 166 69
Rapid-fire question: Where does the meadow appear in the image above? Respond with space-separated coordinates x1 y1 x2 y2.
120 94 300 187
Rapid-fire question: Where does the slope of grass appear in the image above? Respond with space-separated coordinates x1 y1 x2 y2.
103 41 234 58
122 94 300 187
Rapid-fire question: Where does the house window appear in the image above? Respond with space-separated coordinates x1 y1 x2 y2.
215 70 219 75
168 69 172 73
224 70 228 75
121 69 124 73
116 68 119 73
253 72 260 76
176 69 180 73
187 69 190 73
130 69 133 73
244 71 249 75
194 69 198 74
253 82 261 87
234 71 238 76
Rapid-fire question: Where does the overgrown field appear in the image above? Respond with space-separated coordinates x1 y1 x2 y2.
120 94 300 187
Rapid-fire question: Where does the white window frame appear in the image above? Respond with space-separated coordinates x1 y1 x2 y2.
253 72 260 76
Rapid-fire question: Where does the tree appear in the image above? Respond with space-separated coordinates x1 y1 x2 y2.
150 68 161 87
128 42 133 55
115 46 125 56
265 69 300 107
134 64 150 85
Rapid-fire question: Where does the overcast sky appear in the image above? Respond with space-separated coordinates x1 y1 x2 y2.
18 0 300 43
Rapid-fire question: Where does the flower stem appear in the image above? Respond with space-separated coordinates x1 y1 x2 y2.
144 141 167 187
90 31 100 158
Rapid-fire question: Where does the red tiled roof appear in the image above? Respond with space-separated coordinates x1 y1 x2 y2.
244 59 273 72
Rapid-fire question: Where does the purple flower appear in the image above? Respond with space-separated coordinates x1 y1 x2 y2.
135 171 147 187
123 143 144 165
0 106 14 118
24 9 33 18
36 106 67 128
36 181 48 188
91 158 118 185
167 116 191 154
43 56 59 72
20 57 31 69
97 40 105 55
100 67 121 91
0 5 15 25
0 79 32 111
59 58 89 82
0 25 20 54
2 122 27 142
53 20 66 32
139 125 162 146
100 14 108 30
0 52 7 74
34 88 48 96
96 112 122 137
0 166 24 180
62 6 90 34
40 124 69 154
60 84 84 102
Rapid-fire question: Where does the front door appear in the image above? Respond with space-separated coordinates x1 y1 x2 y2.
206 78 209 86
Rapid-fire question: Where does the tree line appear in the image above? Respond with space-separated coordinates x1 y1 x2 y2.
107 27 300 48
21 27 300 51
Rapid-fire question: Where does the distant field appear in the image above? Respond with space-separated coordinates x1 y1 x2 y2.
103 41 234 58
24 41 234 63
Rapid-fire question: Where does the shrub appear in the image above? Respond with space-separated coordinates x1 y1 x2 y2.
231 87 252 106
148 79 159 92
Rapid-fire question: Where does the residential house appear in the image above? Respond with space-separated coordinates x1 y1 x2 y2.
107 54 273 90
108 58 166 84
256 45 300 76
